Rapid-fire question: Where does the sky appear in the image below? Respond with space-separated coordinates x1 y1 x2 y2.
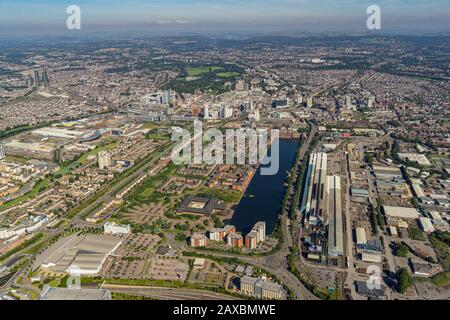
0 0 449 35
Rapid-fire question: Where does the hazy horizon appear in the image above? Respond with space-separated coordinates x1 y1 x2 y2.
0 0 449 37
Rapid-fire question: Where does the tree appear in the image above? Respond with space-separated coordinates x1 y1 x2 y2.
393 242 408 257
397 268 412 293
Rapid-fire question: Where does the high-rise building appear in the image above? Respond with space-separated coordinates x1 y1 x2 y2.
344 95 353 109
245 231 258 249
253 221 266 243
98 151 112 170
368 96 376 108
0 143 5 160
227 233 243 248
306 96 313 108
220 105 233 118
162 89 172 105
203 105 210 119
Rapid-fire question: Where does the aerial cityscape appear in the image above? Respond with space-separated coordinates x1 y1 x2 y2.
0 0 449 304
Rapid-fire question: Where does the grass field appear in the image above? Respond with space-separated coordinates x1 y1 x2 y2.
195 186 242 203
216 71 240 78
185 66 223 77
77 140 118 165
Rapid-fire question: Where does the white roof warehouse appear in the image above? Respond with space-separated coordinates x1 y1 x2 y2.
383 206 420 220
34 234 122 275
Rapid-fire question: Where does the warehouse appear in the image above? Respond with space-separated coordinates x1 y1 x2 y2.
355 228 367 245
327 176 344 257
35 234 122 275
301 152 328 225
40 285 112 300
351 188 369 199
32 127 83 139
361 252 383 263
4 140 55 160
419 217 435 234
383 206 419 220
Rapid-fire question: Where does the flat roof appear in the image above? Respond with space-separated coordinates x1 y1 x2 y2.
383 206 419 219
35 234 121 274
40 286 111 300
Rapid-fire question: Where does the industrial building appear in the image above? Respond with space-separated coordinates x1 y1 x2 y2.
34 234 122 275
327 176 344 257
40 285 112 300
301 152 328 225
355 228 367 245
419 217 435 234
32 127 83 139
383 206 420 220
4 140 55 160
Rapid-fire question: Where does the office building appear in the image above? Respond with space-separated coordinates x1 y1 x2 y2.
240 276 284 300
104 222 131 235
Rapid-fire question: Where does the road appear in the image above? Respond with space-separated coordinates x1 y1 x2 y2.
101 284 240 300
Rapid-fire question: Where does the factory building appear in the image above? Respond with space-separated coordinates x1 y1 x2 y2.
355 228 367 245
35 234 122 275
4 140 55 160
301 152 328 225
327 176 344 257
419 217 435 234
40 286 112 300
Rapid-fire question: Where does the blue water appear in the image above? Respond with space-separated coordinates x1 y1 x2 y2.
230 139 299 234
